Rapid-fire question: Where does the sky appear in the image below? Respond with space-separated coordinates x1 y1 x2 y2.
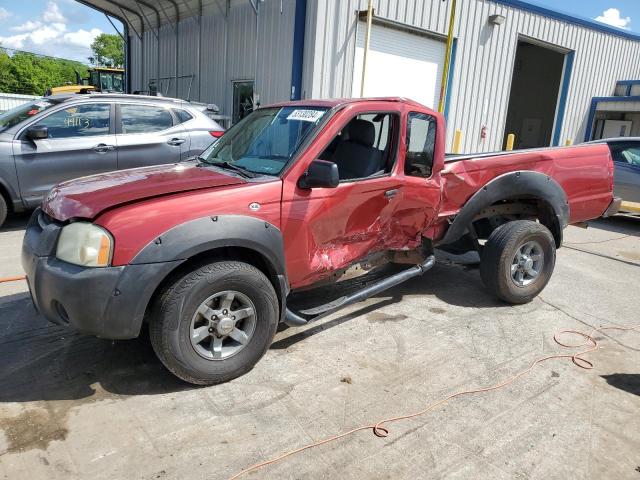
0 0 638 65
0 0 123 63
527 0 639 32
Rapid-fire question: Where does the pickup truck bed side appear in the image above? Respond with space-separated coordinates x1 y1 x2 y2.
433 145 613 247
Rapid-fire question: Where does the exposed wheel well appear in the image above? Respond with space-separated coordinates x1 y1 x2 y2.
144 246 283 324
475 197 561 246
442 196 563 254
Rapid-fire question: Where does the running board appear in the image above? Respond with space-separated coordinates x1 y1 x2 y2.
284 255 436 327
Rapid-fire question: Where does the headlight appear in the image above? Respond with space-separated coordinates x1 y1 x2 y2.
56 223 113 267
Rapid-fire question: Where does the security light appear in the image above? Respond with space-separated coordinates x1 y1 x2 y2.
489 14 506 25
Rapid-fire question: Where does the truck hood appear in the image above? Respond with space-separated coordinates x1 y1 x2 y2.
42 162 246 221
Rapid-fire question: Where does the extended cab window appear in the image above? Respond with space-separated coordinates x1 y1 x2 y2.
405 112 436 177
120 105 173 134
319 112 398 181
32 103 110 139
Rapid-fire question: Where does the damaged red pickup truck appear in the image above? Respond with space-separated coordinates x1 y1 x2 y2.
22 98 620 385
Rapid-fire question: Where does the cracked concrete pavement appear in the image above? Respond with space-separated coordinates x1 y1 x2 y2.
1 213 639 479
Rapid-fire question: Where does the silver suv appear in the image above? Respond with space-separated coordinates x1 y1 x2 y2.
0 93 224 227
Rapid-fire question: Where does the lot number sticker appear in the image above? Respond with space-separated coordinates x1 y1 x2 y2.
287 109 324 122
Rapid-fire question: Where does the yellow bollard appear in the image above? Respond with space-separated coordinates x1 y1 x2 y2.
565 138 573 146
506 134 515 151
452 129 462 154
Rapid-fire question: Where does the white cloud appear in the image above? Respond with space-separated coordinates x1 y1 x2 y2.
0 7 11 21
0 2 102 62
63 28 102 47
12 21 44 33
42 1 67 23
595 8 631 30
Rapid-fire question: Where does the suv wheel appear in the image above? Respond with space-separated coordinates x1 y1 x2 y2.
480 220 556 304
149 261 279 385
0 195 7 229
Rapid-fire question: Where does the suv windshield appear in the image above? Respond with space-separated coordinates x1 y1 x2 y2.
0 99 56 133
199 106 329 175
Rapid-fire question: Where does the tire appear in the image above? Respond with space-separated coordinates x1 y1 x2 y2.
0 195 7 229
149 261 279 385
480 220 556 304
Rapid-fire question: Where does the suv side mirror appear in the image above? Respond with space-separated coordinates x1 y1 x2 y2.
27 126 48 140
298 160 339 189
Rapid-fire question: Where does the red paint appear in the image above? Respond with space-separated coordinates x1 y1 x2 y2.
42 163 245 221
42 98 614 291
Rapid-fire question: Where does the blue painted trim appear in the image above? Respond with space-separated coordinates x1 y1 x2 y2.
443 38 458 121
616 80 640 85
290 0 307 100
583 95 640 142
552 50 574 146
492 0 640 41
583 97 599 142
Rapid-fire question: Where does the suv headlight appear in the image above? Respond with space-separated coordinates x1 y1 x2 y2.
56 222 113 267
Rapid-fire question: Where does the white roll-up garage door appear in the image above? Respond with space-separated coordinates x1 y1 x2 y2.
352 22 446 110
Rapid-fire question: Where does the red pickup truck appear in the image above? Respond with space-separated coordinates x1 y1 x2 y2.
22 97 619 385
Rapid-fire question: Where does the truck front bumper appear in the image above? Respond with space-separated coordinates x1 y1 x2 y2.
21 209 181 339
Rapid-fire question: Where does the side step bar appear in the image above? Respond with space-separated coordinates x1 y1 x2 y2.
284 255 436 327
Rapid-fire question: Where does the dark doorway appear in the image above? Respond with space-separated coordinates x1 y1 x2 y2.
232 80 255 124
503 41 565 149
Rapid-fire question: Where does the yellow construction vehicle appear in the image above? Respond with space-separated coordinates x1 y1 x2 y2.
47 67 125 96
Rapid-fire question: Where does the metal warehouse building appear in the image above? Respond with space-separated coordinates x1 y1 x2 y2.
79 0 640 152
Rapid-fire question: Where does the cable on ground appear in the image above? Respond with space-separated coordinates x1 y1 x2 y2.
227 323 639 480
0 275 26 284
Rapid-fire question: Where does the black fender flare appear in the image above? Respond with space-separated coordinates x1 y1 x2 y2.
438 170 569 247
119 215 289 335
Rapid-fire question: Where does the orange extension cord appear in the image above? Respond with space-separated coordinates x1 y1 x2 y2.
227 323 640 480
0 275 26 284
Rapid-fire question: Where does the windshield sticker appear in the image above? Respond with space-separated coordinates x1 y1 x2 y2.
286 109 324 123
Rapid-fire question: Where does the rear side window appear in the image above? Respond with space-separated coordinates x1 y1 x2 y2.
405 112 436 178
33 103 111 139
120 105 173 134
173 109 193 124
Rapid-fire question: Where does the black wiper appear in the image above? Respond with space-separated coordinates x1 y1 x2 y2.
205 160 259 178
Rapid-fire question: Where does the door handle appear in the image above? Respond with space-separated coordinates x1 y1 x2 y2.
167 138 186 146
384 189 400 198
93 143 115 153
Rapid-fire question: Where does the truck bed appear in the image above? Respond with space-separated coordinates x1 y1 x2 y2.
438 144 613 228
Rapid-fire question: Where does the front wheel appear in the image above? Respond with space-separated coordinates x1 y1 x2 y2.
480 220 556 304
149 261 279 385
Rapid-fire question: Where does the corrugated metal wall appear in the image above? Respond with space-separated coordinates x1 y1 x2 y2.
303 0 640 152
128 0 296 118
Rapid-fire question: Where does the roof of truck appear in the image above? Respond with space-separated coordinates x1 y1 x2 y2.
262 97 429 110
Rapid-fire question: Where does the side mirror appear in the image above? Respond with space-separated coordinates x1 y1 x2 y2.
27 126 48 140
298 160 339 189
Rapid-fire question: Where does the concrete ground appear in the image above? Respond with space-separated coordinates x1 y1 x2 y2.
1 213 639 480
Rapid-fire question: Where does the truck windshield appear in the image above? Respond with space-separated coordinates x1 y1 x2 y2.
199 106 329 175
0 100 56 133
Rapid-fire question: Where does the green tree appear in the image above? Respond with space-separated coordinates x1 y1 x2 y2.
89 33 124 68
0 46 89 95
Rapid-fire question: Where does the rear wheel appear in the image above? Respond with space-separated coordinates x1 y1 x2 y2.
0 195 7 229
149 261 279 385
480 220 556 304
